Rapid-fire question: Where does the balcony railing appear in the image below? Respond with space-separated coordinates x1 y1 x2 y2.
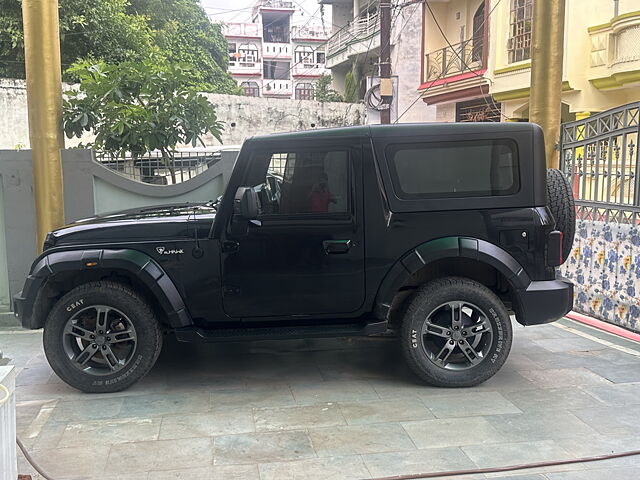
223 22 261 38
229 58 261 72
424 39 484 82
256 0 294 8
327 12 379 58
263 43 291 58
291 25 327 41
292 63 327 77
263 80 293 95
614 24 640 65
253 0 294 16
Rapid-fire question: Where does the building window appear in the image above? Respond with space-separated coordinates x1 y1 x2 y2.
472 3 485 63
263 17 290 43
228 43 238 63
241 81 260 97
316 51 326 64
264 61 290 80
295 83 315 100
455 97 502 122
294 45 315 65
507 0 533 63
238 43 259 66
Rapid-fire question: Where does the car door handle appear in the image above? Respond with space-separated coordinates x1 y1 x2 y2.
323 239 351 254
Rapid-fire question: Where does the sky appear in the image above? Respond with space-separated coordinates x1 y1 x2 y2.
199 0 330 27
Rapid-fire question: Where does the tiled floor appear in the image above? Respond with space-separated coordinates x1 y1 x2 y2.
2 317 640 480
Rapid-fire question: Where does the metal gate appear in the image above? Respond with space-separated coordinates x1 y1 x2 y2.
559 102 640 333
559 101 640 223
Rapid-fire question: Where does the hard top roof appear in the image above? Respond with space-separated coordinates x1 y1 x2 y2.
248 122 539 144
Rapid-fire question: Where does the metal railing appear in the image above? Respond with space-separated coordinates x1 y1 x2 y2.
255 0 294 8
327 12 379 58
424 39 484 82
291 25 327 41
560 101 640 211
95 150 222 185
223 22 261 37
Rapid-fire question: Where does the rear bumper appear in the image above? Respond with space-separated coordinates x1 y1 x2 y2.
515 278 573 326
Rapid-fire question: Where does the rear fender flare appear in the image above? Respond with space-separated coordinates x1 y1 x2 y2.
373 236 531 320
25 248 192 329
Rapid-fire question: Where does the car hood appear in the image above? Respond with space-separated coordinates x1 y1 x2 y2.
46 203 217 247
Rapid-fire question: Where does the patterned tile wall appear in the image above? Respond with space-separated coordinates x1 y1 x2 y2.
561 219 640 332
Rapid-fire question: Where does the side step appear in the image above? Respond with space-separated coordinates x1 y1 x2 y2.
174 320 388 343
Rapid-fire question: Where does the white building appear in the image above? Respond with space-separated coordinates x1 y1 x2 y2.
222 0 329 100
320 0 436 123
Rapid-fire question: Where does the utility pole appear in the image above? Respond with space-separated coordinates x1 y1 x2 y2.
379 0 392 124
529 0 566 169
22 0 65 250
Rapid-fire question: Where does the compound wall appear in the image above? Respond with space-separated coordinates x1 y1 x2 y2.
0 78 365 150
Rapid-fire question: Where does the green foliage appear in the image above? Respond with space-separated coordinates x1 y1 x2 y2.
63 59 224 179
0 0 153 79
0 0 23 78
0 0 238 93
128 0 239 93
315 74 344 103
343 62 360 103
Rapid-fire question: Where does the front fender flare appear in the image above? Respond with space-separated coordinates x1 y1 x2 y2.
373 237 531 320
19 248 192 329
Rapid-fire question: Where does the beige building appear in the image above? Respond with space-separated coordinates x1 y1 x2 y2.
419 0 640 122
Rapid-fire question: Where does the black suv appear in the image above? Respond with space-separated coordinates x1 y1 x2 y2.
14 123 575 393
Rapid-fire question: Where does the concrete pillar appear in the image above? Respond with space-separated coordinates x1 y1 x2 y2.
0 367 16 480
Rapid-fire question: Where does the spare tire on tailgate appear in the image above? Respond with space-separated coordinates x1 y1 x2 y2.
546 168 576 265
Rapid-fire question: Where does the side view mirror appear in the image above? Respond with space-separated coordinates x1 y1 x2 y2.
233 186 260 220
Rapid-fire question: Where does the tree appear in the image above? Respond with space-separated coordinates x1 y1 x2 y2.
343 62 360 103
128 0 239 93
0 0 153 79
0 0 237 93
63 59 224 183
315 74 344 103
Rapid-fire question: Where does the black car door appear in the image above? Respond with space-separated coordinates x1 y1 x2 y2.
221 141 365 318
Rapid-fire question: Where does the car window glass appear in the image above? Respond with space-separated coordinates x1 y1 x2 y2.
248 149 349 215
386 139 519 199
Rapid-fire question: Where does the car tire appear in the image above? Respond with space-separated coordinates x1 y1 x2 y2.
546 168 576 264
43 281 163 393
400 277 512 387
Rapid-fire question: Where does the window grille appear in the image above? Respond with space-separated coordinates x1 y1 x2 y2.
507 0 533 63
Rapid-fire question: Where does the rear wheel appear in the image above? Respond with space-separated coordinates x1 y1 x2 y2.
43 281 162 393
400 277 512 387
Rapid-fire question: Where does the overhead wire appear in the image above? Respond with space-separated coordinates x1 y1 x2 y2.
258 4 386 94
424 0 510 120
395 0 505 123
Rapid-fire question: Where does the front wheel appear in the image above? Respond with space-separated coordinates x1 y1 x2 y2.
43 281 163 393
400 277 512 387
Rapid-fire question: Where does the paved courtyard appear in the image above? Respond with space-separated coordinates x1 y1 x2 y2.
2 317 640 480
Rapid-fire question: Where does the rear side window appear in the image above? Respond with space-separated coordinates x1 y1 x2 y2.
386 139 519 199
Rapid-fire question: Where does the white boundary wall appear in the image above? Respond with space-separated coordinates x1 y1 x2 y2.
0 79 365 150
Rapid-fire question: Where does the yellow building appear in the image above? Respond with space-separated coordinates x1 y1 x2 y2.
419 0 640 123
